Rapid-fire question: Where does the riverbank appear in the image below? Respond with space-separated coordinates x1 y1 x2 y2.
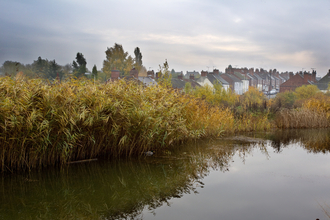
0 77 329 172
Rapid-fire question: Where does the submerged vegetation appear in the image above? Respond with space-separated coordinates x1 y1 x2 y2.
0 75 329 172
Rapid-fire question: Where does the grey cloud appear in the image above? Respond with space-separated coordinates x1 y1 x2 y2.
1 0 330 75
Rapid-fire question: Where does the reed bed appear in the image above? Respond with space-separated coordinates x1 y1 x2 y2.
234 112 272 132
275 108 329 129
0 77 234 171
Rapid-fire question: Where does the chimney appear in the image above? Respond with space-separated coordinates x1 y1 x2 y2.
304 72 313 83
249 68 254 76
147 70 154 79
156 71 160 79
289 72 294 79
130 68 139 78
111 70 120 82
312 70 316 82
190 74 195 80
213 69 220 75
201 70 208 77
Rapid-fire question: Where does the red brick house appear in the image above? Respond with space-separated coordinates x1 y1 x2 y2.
279 71 317 93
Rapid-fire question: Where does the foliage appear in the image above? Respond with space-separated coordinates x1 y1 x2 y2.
0 61 24 77
303 93 330 121
0 76 234 171
92 65 98 80
184 82 192 94
193 85 214 102
294 84 319 100
234 112 271 132
193 82 238 107
275 108 329 128
239 87 265 108
134 47 143 72
272 91 296 109
157 60 172 87
72 52 87 78
103 43 134 78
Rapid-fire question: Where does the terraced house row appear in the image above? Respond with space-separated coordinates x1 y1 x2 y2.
109 65 330 95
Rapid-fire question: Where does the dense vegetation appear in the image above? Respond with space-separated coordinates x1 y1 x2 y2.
0 76 234 171
0 73 329 172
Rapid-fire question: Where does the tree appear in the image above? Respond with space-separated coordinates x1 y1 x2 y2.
240 86 265 107
32 57 49 78
73 52 87 77
47 60 64 80
92 65 98 80
294 85 319 100
134 47 143 72
62 63 73 78
103 43 134 78
1 61 25 77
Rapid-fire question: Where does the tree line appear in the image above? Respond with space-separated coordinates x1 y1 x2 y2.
0 43 145 81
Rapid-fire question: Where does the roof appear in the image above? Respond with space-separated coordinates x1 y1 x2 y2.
184 71 200 79
227 74 243 83
233 72 249 80
250 73 263 80
183 79 201 88
315 72 330 90
171 78 186 89
213 74 229 85
138 76 157 86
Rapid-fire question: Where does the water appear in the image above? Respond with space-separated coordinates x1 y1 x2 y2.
1 129 330 220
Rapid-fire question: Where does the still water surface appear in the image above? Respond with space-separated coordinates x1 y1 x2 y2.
1 129 330 219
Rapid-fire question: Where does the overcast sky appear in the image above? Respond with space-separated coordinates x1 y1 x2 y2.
1 0 330 77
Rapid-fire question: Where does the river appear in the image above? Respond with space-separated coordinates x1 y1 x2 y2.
1 129 330 219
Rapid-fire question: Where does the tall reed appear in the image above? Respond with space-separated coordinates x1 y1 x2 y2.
275 108 329 129
0 77 234 171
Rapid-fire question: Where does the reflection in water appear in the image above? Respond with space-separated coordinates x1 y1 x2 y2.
249 128 330 153
0 129 330 219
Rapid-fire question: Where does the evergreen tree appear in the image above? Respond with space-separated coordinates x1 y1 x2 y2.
134 47 143 71
32 57 49 78
47 60 64 80
92 65 98 80
72 52 87 77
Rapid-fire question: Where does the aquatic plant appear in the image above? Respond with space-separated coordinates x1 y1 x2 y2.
0 77 233 171
275 108 329 129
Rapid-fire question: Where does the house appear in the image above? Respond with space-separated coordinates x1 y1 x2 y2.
247 70 263 91
315 69 330 92
171 73 201 90
171 78 186 90
220 73 243 95
279 70 317 93
138 76 157 87
147 70 155 79
110 70 120 82
196 70 230 91
232 72 249 93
